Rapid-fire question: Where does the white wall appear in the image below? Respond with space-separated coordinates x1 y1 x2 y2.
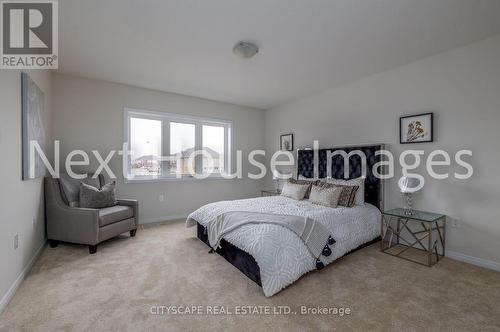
0 70 52 308
265 35 500 265
51 74 266 222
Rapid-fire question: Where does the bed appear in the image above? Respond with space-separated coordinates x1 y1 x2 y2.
186 144 385 297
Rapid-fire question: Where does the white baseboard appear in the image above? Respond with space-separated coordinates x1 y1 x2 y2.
447 250 500 272
140 214 188 225
0 240 47 314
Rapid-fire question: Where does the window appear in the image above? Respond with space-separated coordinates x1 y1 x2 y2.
129 118 162 177
202 125 225 174
124 108 232 181
169 122 195 175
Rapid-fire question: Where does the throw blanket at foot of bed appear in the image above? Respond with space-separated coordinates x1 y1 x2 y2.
206 211 336 269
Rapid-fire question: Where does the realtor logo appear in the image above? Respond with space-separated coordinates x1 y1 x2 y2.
1 0 58 69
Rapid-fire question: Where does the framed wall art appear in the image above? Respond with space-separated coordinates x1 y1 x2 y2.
400 112 433 144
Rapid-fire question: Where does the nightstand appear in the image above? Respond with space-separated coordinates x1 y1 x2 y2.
381 208 446 267
261 189 281 197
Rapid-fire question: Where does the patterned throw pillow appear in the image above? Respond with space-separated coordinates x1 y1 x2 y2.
280 181 310 200
324 177 365 205
288 178 318 198
309 185 343 208
339 185 359 207
79 182 117 209
317 182 359 207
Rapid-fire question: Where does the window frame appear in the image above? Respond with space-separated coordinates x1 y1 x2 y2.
124 107 233 182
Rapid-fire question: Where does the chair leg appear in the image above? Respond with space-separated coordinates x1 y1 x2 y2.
130 229 137 237
49 240 58 248
89 245 97 254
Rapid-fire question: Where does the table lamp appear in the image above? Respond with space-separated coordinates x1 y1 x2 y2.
272 172 281 192
398 176 421 215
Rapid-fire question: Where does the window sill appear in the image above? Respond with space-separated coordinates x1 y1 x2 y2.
124 174 236 184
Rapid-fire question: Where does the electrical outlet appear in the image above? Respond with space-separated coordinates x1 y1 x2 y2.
449 216 461 228
14 234 19 250
159 194 165 202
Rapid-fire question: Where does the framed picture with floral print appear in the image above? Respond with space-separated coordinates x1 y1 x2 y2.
400 112 433 144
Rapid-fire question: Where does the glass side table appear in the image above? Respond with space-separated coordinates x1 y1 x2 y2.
261 189 281 197
381 208 446 267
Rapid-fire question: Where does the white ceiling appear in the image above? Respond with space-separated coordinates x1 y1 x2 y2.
58 0 500 109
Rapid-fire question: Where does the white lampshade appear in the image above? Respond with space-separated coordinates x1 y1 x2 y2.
398 176 421 194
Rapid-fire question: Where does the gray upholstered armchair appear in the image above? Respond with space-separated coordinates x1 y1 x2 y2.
44 174 138 254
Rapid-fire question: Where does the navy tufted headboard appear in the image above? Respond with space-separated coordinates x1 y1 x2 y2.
296 144 385 210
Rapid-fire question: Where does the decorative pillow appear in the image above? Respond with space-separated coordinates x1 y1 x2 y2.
324 177 365 205
288 178 318 198
280 181 310 200
317 182 359 207
309 185 342 208
338 185 359 207
79 182 117 209
58 173 101 206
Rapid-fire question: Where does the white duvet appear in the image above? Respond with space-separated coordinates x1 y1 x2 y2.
186 196 381 297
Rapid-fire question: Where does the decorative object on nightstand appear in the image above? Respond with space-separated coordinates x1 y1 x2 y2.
381 208 446 267
272 173 283 191
261 189 281 197
398 176 421 215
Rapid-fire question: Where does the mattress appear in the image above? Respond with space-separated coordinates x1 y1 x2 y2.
187 196 381 297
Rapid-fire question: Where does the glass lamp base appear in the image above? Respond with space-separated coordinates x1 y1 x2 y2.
404 193 414 215
404 209 414 216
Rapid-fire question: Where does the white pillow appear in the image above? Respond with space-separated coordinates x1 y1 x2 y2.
280 182 310 200
309 185 342 208
323 177 365 205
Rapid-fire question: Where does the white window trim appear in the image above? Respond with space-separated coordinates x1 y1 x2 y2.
123 107 233 182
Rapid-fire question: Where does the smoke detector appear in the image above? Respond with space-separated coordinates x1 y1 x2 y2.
233 41 259 59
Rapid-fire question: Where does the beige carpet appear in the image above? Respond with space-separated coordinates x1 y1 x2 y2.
1 220 500 332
